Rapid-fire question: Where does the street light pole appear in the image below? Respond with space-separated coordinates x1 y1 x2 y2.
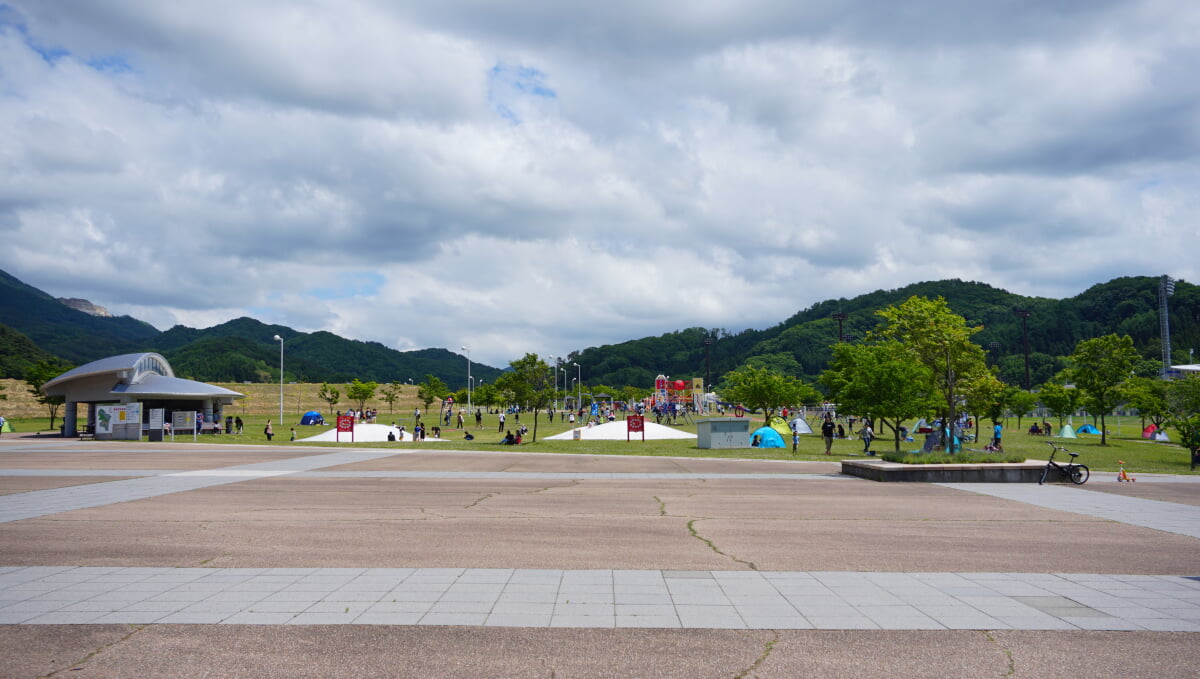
549 356 557 410
574 362 581 414
1013 308 1032 391
460 346 472 414
273 335 284 427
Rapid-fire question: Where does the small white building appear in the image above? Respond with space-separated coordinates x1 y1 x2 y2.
42 352 244 437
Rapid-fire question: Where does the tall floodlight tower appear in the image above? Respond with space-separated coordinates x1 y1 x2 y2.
1160 275 1176 378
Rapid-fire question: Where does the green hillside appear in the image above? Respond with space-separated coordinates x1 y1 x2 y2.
567 277 1199 390
0 270 158 363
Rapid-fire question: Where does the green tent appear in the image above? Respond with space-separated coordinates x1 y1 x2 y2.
0 421 11 433
1057 424 1077 439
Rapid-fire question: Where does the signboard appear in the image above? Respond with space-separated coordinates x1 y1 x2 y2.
96 404 144 440
336 415 355 442
148 408 165 442
627 415 645 442
172 410 198 442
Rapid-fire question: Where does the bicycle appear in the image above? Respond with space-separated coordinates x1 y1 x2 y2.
1039 442 1089 485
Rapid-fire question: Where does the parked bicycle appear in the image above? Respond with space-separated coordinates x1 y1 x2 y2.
1039 442 1089 485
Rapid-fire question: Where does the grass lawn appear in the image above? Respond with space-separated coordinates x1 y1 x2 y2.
3 413 1194 474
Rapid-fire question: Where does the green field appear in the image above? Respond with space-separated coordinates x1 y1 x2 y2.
3 411 1194 475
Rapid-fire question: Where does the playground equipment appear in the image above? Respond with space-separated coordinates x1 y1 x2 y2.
1117 460 1136 482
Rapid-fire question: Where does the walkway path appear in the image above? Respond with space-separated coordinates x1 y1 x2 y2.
2 444 1198 634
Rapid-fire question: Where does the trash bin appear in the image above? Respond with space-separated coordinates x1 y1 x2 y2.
225 416 233 434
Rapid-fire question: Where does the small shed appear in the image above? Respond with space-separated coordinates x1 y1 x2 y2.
696 418 751 449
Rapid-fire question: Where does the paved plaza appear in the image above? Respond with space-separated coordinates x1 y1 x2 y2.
1 437 1198 677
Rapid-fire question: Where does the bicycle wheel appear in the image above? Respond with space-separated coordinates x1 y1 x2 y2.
1039 465 1050 485
1070 464 1089 485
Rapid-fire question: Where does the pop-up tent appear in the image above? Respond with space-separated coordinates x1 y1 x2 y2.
1057 425 1078 439
1142 424 1157 439
788 416 813 434
750 426 786 448
1076 424 1100 435
299 411 325 425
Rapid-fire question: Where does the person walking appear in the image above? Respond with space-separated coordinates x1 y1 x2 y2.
264 420 274 441
498 411 506 433
821 416 835 455
860 421 874 454
791 427 800 455
234 416 243 435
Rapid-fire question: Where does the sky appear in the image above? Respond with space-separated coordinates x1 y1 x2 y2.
1 1 1198 368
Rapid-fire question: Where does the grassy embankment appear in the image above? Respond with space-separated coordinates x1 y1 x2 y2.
1 378 1194 474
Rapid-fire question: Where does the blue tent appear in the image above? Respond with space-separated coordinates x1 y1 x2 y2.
750 426 786 448
1076 424 1100 434
300 411 325 425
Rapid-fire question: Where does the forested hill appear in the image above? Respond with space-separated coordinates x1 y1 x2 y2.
0 270 503 385
566 277 1200 390
0 269 158 363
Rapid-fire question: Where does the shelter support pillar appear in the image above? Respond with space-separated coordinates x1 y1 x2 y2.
63 402 78 437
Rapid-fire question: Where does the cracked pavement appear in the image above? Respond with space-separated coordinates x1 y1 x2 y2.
1 440 1198 678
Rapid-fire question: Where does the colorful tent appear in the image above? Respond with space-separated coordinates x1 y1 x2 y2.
1142 424 1157 439
1076 424 1100 435
750 426 786 448
768 416 792 439
1057 425 1078 439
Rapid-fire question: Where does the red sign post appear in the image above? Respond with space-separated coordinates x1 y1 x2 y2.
627 415 645 442
336 415 354 442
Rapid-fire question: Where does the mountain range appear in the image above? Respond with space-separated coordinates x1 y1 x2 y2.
1 269 1196 391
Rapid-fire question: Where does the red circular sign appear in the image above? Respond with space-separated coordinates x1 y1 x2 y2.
628 416 645 432
673 380 686 391
337 415 354 432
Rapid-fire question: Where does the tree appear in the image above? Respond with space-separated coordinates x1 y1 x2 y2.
1037 382 1077 429
474 383 498 412
871 296 990 434
1005 387 1039 432
346 378 378 414
317 383 341 415
1123 376 1169 431
961 371 1007 443
721 365 818 424
417 375 448 413
1165 374 1200 470
378 384 401 413
1069 334 1139 445
820 341 936 451
493 353 555 442
25 359 72 433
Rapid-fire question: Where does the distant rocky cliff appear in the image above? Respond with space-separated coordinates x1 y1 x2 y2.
58 298 113 317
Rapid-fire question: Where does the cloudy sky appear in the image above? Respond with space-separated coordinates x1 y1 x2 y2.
2 1 1197 367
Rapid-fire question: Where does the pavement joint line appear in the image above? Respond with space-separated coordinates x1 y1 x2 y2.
1 568 1198 630
935 482 1200 539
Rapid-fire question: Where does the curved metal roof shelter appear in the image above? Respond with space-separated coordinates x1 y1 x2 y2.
42 353 244 438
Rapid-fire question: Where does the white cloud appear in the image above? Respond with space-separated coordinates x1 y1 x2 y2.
1 0 1197 367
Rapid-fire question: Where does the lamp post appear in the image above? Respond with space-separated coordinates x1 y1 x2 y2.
703 337 713 407
460 346 472 413
549 356 557 410
573 362 581 414
1013 308 1032 390
272 335 284 427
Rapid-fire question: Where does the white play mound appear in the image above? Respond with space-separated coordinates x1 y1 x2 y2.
543 420 696 441
296 423 451 443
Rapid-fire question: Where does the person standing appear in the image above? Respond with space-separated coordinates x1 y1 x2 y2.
821 416 835 455
0 414 6 437
992 421 1003 451
264 420 274 441
475 409 482 428
861 421 873 454
498 411 506 433
791 427 800 455
235 416 243 435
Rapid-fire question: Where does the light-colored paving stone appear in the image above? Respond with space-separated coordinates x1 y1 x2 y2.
1 566 1198 630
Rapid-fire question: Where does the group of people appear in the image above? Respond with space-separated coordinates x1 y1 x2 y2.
500 424 529 445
